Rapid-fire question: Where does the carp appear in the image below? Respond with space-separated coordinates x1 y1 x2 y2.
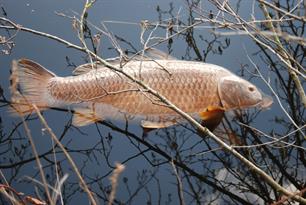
10 55 272 130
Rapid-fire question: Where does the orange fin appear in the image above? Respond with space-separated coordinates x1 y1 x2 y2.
199 106 225 131
140 120 176 129
72 107 102 127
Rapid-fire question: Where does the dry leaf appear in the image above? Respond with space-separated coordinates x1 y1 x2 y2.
24 196 46 205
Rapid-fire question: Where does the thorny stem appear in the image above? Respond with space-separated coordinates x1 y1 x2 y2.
1 13 306 205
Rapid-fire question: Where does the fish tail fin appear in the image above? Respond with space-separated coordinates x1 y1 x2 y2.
10 59 56 115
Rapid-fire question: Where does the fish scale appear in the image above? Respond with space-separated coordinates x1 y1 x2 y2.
48 60 228 116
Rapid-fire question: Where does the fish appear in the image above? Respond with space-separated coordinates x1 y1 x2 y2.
9 55 273 131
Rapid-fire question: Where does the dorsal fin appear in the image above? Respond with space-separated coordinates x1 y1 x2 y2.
145 48 177 60
73 49 176 76
73 63 97 75
105 57 124 64
73 58 126 76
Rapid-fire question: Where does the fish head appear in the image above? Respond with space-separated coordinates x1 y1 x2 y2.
218 75 273 110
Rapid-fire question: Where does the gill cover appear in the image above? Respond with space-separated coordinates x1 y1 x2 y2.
218 75 263 110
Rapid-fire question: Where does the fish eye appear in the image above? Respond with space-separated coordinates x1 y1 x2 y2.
248 86 255 92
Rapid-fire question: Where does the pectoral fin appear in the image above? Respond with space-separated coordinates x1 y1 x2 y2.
199 106 225 131
72 107 102 127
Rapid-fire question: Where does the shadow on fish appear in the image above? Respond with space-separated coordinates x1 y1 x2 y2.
9 50 273 132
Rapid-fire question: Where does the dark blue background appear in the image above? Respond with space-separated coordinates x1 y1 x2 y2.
0 1 290 204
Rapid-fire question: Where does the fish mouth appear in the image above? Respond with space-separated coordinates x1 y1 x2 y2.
236 94 273 110
250 89 273 109
250 93 273 109
258 94 273 109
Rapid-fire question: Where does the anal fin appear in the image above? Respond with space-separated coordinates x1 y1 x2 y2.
73 107 102 127
141 120 177 129
141 120 177 136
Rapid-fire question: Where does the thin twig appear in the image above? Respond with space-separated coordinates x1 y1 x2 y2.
32 105 97 205
22 117 53 205
170 160 185 205
258 0 306 23
258 1 306 108
245 49 305 137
